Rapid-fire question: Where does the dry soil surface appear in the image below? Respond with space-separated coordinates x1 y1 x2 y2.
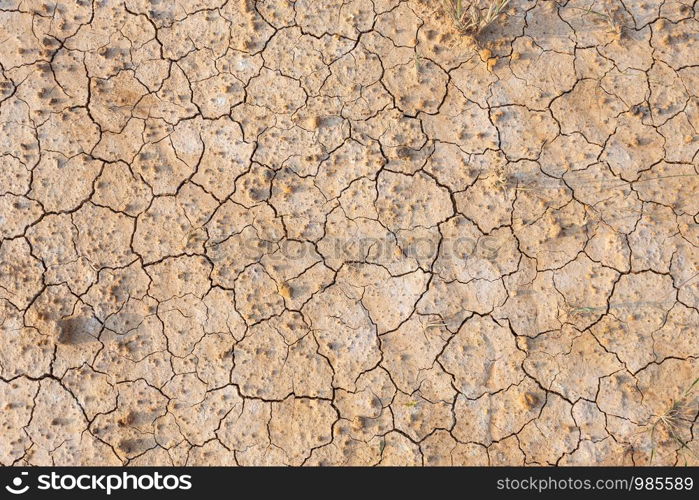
1 0 698 466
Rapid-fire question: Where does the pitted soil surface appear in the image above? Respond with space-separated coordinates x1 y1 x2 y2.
0 0 698 466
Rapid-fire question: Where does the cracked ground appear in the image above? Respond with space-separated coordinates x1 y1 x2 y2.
0 0 698 467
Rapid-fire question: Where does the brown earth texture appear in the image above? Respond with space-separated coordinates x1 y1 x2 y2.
1 0 698 466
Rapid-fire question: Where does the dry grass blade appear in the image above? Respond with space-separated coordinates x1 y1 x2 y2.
439 0 512 34
572 5 619 31
649 377 699 464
